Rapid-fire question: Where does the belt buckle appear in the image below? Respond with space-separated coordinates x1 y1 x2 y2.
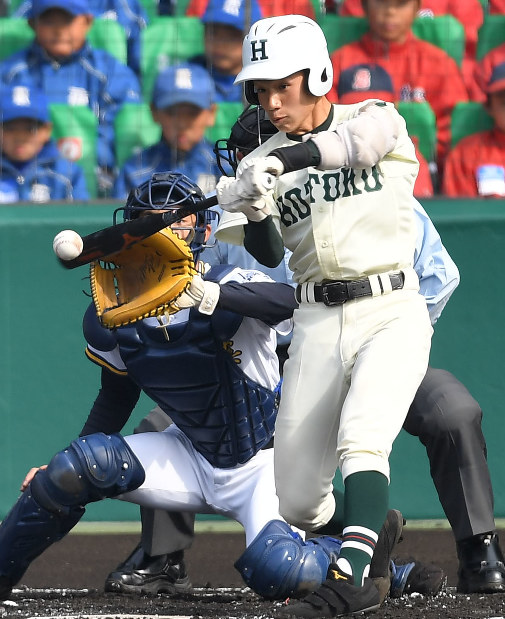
321 281 347 306
390 272 405 290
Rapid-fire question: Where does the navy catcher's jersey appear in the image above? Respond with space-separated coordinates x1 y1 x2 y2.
84 265 292 468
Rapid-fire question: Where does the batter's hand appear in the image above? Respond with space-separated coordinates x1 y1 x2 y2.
237 156 284 198
21 465 47 492
217 176 272 222
216 156 283 222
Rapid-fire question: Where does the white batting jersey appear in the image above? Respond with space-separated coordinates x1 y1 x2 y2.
217 101 420 284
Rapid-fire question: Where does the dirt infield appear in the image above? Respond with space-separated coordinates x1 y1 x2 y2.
3 526 505 618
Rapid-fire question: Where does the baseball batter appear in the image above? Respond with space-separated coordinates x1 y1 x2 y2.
215 15 433 618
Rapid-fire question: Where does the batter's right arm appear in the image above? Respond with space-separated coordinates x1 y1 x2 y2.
270 102 401 172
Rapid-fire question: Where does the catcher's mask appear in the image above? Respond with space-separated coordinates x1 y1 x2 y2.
213 105 278 176
116 172 216 261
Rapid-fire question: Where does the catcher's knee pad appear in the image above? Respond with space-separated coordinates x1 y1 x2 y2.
234 519 342 600
31 432 145 513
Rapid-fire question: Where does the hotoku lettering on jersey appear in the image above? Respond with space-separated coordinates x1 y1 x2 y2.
277 166 384 227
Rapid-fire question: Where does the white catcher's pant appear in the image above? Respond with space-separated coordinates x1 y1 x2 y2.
274 282 433 531
116 425 282 546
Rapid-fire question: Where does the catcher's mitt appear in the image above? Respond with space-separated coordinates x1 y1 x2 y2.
90 227 197 329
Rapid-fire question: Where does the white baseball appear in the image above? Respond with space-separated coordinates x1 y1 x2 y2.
53 229 84 261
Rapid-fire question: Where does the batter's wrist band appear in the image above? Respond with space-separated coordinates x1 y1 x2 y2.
268 141 321 173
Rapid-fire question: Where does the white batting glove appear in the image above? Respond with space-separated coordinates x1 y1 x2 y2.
238 156 284 197
217 175 272 222
216 156 284 222
172 273 220 315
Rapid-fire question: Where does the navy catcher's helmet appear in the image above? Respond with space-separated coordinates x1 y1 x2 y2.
116 172 215 261
214 105 278 176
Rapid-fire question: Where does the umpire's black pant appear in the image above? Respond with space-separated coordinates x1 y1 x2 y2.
403 366 495 541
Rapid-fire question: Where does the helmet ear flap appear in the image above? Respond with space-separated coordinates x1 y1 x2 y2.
307 59 333 97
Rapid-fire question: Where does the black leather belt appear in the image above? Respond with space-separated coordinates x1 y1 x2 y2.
295 272 405 306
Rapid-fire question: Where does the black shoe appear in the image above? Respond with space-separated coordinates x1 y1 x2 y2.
368 509 404 603
279 565 380 618
390 558 446 597
0 576 13 601
104 544 192 595
457 532 505 594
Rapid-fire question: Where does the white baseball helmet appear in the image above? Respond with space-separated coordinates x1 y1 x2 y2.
235 15 333 105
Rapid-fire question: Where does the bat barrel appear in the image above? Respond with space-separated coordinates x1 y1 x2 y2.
58 194 219 270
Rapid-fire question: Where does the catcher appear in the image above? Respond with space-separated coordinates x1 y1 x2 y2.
0 171 402 603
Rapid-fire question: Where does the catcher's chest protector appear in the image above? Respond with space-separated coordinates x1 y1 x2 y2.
115 308 278 468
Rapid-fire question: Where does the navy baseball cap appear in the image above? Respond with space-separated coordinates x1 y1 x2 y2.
152 63 216 110
202 0 262 31
1 85 50 123
338 63 395 104
487 61 505 94
28 0 91 18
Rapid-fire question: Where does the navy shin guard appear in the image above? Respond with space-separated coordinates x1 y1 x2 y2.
0 487 84 588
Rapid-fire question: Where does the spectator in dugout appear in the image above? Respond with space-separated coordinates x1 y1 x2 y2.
474 32 505 105
186 0 316 21
0 84 89 202
113 63 222 199
443 61 505 198
337 0 484 98
328 0 468 173
336 62 433 198
188 0 262 103
11 0 149 78
0 0 141 197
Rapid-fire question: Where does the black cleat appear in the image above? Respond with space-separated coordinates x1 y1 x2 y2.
369 509 405 603
279 565 380 618
104 544 192 595
457 533 505 594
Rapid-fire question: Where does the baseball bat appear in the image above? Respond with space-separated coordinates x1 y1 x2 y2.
58 194 219 269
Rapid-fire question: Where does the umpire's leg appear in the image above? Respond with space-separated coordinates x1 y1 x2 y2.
403 366 494 540
403 366 505 593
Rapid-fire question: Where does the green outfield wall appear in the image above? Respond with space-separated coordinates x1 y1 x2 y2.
0 198 504 522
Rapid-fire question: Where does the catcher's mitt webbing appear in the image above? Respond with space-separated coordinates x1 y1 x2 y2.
90 227 197 328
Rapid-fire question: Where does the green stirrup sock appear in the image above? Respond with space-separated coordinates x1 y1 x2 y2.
336 471 389 585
